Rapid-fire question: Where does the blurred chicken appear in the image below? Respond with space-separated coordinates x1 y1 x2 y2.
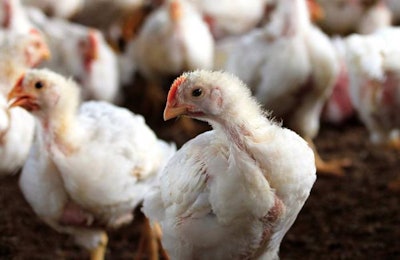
27 8 120 103
133 0 214 136
317 0 392 35
223 0 347 176
8 69 176 259
143 70 316 259
0 30 49 175
0 29 49 95
345 27 400 147
21 0 83 18
344 27 400 190
186 0 268 39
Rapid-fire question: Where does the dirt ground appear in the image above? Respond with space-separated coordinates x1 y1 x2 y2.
1 82 400 259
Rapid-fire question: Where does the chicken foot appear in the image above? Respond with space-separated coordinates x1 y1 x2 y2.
90 232 108 260
135 217 169 260
306 137 351 177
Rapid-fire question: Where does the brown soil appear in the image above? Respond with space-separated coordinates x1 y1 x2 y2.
1 82 400 259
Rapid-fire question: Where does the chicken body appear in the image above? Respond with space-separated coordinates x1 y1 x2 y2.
8 69 175 256
143 70 316 259
344 27 400 146
0 95 34 175
28 8 120 103
0 30 48 175
224 0 338 144
317 0 392 35
134 0 214 79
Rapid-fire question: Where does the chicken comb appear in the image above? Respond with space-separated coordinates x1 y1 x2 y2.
168 75 186 104
169 0 182 22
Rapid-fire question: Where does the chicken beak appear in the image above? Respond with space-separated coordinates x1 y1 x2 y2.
307 0 324 22
163 104 187 121
7 75 37 111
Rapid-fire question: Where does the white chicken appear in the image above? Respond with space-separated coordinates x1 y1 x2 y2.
343 27 400 190
133 0 214 124
317 0 392 35
344 27 400 147
143 70 316 259
21 0 83 18
27 8 120 103
134 0 214 80
8 68 176 259
0 30 49 176
223 0 346 175
0 94 34 175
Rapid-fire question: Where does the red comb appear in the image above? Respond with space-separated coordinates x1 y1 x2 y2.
167 75 186 104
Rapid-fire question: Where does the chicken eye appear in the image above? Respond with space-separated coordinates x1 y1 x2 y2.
191 88 203 97
35 81 43 89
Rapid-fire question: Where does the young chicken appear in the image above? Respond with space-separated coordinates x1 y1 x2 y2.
133 0 214 133
8 69 176 259
143 70 316 259
343 27 400 190
344 27 400 146
0 29 50 95
27 8 120 103
223 0 346 176
0 30 49 175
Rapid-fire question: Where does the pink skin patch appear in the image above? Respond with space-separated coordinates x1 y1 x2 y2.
2 0 11 28
167 75 186 105
59 201 94 227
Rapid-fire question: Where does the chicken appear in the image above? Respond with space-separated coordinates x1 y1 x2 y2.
344 27 400 147
133 0 214 135
0 30 49 176
0 29 50 95
143 70 316 259
223 0 347 176
27 8 120 103
343 27 400 191
186 0 268 39
8 68 176 259
316 0 392 35
21 0 83 18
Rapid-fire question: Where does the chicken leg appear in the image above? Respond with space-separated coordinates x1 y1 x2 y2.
135 217 169 260
306 137 351 177
90 232 108 260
